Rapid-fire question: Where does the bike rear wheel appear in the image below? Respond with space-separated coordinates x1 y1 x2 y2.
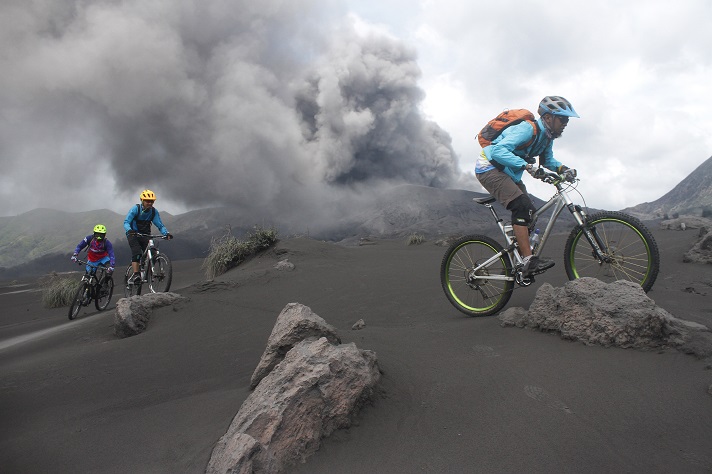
563 211 660 292
146 254 172 293
440 235 514 316
95 277 114 311
68 282 88 320
124 265 142 297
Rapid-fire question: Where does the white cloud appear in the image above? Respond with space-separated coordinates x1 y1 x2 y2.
1 0 710 220
348 0 712 210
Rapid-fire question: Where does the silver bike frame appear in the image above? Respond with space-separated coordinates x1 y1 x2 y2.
472 176 586 282
143 238 160 277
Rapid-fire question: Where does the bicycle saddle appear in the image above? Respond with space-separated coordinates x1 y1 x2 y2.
474 196 496 205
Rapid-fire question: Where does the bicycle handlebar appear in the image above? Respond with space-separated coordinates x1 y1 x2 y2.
72 258 113 269
527 165 577 184
127 232 172 239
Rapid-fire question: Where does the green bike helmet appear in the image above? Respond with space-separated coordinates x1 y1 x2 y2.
93 224 107 240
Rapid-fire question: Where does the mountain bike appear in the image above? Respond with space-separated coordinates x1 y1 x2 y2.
123 234 173 297
68 259 114 320
441 166 660 316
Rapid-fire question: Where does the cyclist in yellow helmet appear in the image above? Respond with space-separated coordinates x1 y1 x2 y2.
123 189 173 284
71 224 116 275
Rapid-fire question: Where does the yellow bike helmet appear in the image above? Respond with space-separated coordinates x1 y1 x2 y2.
140 189 156 201
93 224 107 240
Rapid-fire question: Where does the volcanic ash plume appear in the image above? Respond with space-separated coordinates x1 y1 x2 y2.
0 0 460 227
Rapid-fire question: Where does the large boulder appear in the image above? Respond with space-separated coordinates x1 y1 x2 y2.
208 337 380 473
499 278 712 358
250 303 341 389
207 303 380 473
114 292 188 338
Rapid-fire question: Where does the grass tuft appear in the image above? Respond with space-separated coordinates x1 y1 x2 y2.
202 225 278 279
41 273 82 308
405 233 425 246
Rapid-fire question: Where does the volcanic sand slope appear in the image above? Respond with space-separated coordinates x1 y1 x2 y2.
1 229 711 473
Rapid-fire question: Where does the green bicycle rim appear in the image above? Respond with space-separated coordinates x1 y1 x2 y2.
568 218 653 283
445 241 508 313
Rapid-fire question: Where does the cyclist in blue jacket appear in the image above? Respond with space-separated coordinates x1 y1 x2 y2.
124 189 173 284
475 95 579 276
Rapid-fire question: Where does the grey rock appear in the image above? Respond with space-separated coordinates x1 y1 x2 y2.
273 259 295 271
208 337 380 473
352 319 366 330
249 303 341 389
499 278 712 358
114 292 187 338
683 227 712 264
205 433 276 474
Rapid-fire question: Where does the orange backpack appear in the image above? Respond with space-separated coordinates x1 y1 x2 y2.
477 109 538 149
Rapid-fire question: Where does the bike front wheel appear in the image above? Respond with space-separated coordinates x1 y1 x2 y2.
68 282 88 320
440 235 514 317
146 254 172 293
563 211 660 292
95 277 114 311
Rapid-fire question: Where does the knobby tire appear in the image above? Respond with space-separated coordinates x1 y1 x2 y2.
124 265 142 297
95 277 114 311
440 235 514 316
563 211 660 292
147 254 172 293
68 282 88 320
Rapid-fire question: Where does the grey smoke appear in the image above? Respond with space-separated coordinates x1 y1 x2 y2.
0 0 462 229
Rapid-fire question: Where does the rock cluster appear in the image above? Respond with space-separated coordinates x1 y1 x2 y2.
683 226 712 264
207 303 380 474
499 278 712 359
660 216 712 231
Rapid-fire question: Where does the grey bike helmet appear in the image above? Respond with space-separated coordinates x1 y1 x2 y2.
538 96 580 118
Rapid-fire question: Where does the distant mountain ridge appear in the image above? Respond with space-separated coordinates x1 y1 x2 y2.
623 156 712 219
2 155 710 278
0 207 253 275
0 184 578 279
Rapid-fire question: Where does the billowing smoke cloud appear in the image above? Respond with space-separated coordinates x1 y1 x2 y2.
0 0 461 229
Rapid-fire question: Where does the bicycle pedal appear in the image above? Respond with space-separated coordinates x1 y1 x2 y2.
515 272 535 286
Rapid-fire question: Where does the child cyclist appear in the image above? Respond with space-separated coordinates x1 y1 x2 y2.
71 224 116 278
123 189 173 284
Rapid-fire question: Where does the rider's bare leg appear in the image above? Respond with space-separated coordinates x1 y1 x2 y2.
514 224 531 258
514 224 554 275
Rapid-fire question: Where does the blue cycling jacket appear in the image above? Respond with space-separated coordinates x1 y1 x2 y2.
476 117 563 183
123 204 169 236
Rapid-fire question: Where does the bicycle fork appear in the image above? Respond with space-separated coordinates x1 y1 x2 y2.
573 209 613 263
